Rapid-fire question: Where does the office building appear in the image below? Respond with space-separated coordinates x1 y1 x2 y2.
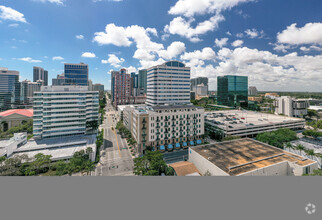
52 73 65 86
275 96 310 118
33 86 99 139
248 86 258 96
20 80 42 106
191 77 208 91
205 110 305 139
131 72 138 89
138 69 147 95
146 61 191 106
33 66 48 86
111 69 132 107
189 138 318 176
0 109 33 132
88 79 93 91
93 83 105 99
0 68 20 111
124 105 205 154
192 83 208 99
217 75 248 107
64 63 88 86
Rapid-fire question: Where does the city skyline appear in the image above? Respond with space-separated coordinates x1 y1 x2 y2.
0 0 321 92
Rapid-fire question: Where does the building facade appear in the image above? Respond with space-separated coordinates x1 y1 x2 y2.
146 61 191 106
93 83 105 99
191 77 208 91
52 73 65 86
20 80 42 106
64 63 88 86
126 105 204 154
33 86 99 139
0 68 20 111
138 69 147 95
33 66 48 86
275 96 310 118
217 75 248 107
111 69 132 107
248 86 258 96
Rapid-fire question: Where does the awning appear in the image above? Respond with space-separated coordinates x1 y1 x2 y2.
197 140 202 144
168 144 173 149
160 145 165 150
183 142 187 147
190 141 195 146
175 143 180 148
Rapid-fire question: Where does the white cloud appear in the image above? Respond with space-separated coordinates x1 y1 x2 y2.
0 5 27 23
102 54 125 68
52 56 64 60
214 38 228 48
231 40 243 47
164 14 225 42
193 46 322 91
8 23 19 27
76 35 84 40
33 0 65 5
180 47 216 66
158 41 186 60
300 45 322 52
277 23 322 45
271 43 292 53
226 31 232 36
168 0 255 17
236 32 244 38
244 28 264 39
81 52 96 58
17 57 42 63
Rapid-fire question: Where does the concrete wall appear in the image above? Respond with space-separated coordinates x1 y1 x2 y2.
189 147 229 176
239 161 289 176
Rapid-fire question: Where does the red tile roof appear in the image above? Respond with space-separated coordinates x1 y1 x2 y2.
0 109 33 118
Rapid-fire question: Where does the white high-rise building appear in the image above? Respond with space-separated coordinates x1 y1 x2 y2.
274 96 310 118
248 86 258 96
146 61 191 106
33 86 99 139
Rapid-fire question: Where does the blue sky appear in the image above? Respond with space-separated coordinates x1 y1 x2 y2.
0 0 321 91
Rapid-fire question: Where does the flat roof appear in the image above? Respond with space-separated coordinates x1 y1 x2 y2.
151 105 203 110
170 161 200 176
192 138 315 176
205 110 304 130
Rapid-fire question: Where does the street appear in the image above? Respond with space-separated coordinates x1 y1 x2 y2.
95 94 134 176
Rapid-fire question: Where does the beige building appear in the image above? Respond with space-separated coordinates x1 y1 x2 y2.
189 138 318 176
274 96 310 118
124 105 205 154
0 109 33 131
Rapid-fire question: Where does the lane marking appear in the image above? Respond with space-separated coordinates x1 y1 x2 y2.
112 127 122 158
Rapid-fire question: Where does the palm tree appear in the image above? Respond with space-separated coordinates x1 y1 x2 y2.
296 144 305 156
285 142 293 151
305 149 315 160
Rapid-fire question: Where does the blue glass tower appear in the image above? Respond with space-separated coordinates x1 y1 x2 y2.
0 68 20 111
64 63 88 86
217 75 248 107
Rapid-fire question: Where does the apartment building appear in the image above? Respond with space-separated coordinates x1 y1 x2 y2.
33 66 48 86
126 105 205 154
111 69 132 107
33 86 99 139
275 96 310 118
146 61 191 106
20 80 42 106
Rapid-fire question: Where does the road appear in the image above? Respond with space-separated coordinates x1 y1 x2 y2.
95 95 134 176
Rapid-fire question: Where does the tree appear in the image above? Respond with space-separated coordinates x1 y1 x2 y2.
30 153 52 175
256 128 298 149
303 169 322 176
296 144 305 156
284 142 293 151
305 149 315 159
133 151 171 176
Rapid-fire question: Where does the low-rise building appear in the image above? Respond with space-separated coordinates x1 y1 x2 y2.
264 93 279 99
205 110 305 139
275 96 310 118
125 105 205 154
248 96 263 102
170 161 201 176
0 109 33 131
189 138 318 176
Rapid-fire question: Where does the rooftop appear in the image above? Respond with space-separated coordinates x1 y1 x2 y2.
0 109 33 118
192 138 315 176
150 104 203 111
205 110 304 130
170 161 200 176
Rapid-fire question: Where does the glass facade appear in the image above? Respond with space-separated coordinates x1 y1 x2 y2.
64 63 88 86
0 70 20 111
217 75 248 107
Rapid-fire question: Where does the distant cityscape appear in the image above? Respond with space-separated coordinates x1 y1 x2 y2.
0 59 321 176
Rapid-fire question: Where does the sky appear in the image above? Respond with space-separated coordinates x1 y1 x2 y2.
0 0 321 91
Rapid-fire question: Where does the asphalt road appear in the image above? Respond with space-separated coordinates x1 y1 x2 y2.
95 95 134 176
